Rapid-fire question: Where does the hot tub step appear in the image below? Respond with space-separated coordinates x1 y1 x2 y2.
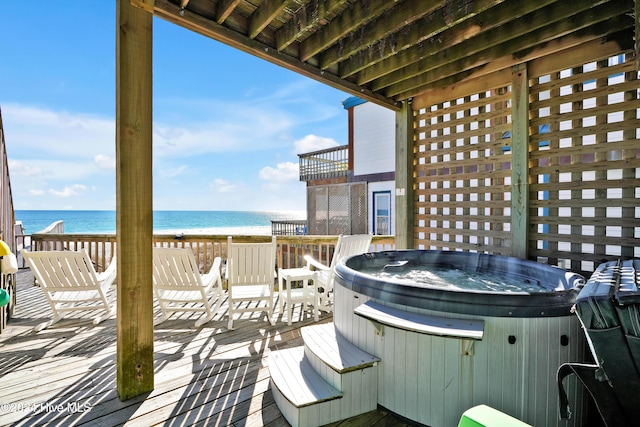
269 323 380 427
302 322 379 385
301 322 379 418
355 300 484 339
269 346 343 427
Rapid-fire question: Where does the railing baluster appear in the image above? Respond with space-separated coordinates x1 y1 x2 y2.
29 233 394 274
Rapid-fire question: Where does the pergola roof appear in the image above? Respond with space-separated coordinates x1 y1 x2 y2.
144 0 638 110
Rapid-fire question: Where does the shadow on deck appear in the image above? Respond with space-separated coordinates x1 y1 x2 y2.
0 269 410 427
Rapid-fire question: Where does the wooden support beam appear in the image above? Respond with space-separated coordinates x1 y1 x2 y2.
248 0 289 39
216 0 241 24
370 0 622 92
636 0 640 71
510 64 529 259
394 101 414 250
410 31 631 108
339 0 506 79
319 0 444 71
299 0 389 62
131 0 154 13
275 0 339 51
116 0 154 400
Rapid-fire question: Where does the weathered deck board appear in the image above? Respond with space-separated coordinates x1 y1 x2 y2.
0 269 407 427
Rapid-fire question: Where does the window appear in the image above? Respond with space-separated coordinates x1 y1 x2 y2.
373 191 391 235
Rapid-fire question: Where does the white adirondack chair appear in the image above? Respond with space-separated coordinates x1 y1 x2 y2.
22 249 117 332
226 236 276 330
304 234 372 311
152 247 223 327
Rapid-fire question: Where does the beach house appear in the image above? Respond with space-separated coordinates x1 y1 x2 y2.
299 97 396 236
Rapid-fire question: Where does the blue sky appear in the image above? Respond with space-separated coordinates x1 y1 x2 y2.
0 2 350 213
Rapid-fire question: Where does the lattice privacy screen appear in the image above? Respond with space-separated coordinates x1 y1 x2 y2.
413 51 639 276
528 54 639 274
307 183 367 235
415 85 514 255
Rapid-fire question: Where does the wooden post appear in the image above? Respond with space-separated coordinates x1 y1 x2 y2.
395 101 414 249
636 0 639 72
116 0 154 399
510 64 529 259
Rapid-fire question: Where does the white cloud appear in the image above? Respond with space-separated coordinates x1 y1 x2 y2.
293 134 339 154
8 160 41 177
4 104 114 159
94 154 115 169
210 178 237 193
11 159 106 181
5 88 344 211
160 165 188 178
259 162 299 182
49 184 88 197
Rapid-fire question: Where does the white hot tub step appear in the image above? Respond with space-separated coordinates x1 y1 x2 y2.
269 346 343 427
355 300 484 339
269 323 381 426
301 322 379 420
302 322 379 381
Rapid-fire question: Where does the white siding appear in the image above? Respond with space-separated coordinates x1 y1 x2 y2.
353 102 395 176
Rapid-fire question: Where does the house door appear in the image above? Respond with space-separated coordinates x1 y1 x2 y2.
373 191 391 235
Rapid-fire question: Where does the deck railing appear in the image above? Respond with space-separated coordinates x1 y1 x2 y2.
29 233 396 275
271 220 308 236
298 145 349 181
0 108 18 332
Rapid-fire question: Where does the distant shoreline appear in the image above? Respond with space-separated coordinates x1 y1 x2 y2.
15 210 305 236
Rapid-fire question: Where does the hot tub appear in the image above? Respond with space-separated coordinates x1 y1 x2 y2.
333 250 588 427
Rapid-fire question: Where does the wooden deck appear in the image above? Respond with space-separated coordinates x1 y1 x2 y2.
0 269 410 427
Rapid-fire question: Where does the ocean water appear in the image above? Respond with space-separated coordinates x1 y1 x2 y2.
15 210 305 236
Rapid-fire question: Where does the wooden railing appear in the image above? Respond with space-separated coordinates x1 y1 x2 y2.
0 107 18 332
298 145 349 181
271 220 307 236
29 233 396 275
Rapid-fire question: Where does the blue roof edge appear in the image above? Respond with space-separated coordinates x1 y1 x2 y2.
342 96 367 109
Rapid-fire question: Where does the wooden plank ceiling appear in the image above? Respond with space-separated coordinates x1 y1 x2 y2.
144 0 637 110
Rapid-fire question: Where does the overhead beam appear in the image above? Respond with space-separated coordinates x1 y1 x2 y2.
358 0 576 87
299 0 391 62
153 0 401 110
276 0 343 51
319 0 444 70
377 0 625 94
338 0 507 79
248 0 290 39
116 0 154 400
404 28 629 104
390 10 632 99
216 0 242 24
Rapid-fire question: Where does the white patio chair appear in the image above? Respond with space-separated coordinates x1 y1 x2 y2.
226 236 276 330
303 234 372 311
22 249 117 332
152 247 223 327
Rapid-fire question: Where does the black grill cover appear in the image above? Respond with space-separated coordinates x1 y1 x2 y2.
558 259 640 426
